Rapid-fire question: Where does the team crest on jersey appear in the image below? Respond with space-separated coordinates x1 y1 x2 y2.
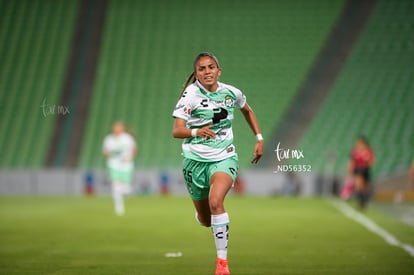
225 95 234 107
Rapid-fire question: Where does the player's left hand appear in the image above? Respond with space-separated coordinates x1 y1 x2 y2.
251 140 264 164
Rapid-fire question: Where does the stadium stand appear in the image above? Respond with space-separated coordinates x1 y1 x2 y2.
262 0 377 168
294 0 414 178
0 0 77 168
78 0 345 169
3 0 412 197
45 0 108 168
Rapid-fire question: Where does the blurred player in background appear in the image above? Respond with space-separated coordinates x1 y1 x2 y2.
103 121 137 216
347 135 374 209
172 52 263 275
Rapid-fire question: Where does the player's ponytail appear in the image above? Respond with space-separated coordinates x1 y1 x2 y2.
179 72 196 98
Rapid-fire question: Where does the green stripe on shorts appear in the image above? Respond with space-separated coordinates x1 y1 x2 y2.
182 156 238 200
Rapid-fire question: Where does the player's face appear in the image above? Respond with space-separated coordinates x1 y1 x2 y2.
113 123 124 136
194 56 222 92
355 138 365 149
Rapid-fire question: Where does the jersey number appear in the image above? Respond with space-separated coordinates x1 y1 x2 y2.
212 108 228 124
183 169 193 183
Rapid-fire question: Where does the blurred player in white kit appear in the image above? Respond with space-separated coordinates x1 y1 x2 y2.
103 121 137 216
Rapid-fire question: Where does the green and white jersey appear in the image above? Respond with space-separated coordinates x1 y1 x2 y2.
173 80 246 162
103 133 136 171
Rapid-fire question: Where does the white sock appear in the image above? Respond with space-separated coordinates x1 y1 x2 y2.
112 187 125 216
211 212 229 260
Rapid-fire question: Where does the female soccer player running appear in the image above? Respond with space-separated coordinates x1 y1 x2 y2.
172 52 264 275
347 135 374 209
103 121 137 216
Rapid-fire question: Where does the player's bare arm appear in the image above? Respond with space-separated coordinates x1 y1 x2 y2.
172 118 216 139
240 103 263 164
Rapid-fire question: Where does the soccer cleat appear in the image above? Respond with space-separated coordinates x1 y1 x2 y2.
215 258 230 275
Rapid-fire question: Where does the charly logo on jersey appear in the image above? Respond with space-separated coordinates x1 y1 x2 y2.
198 95 235 109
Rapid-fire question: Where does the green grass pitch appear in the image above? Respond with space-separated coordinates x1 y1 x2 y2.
0 196 413 274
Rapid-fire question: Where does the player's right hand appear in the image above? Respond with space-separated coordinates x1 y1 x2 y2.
196 125 216 139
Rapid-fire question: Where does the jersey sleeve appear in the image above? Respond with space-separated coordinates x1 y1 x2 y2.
127 134 137 151
103 136 110 153
234 88 247 109
172 88 193 121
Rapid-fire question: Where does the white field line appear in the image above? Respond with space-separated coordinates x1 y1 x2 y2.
329 199 414 258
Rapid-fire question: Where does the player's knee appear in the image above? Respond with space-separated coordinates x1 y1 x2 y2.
208 197 224 214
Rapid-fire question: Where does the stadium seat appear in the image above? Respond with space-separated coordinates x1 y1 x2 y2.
0 0 78 168
295 0 414 178
78 0 345 169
